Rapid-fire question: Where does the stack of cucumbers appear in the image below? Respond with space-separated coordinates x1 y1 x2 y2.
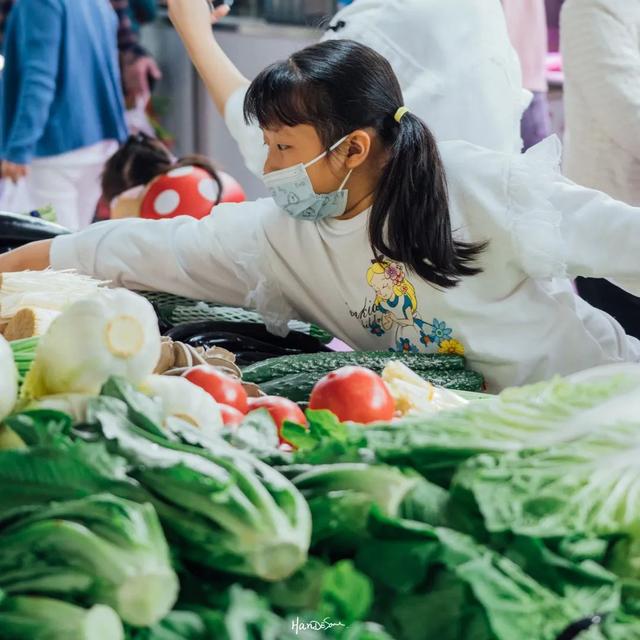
242 351 484 402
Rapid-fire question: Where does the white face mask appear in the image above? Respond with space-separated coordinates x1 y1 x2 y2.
262 135 353 221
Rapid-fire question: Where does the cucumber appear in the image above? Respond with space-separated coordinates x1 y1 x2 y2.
260 368 484 402
259 373 316 402
242 351 465 385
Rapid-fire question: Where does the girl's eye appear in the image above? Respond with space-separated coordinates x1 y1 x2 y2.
276 144 290 151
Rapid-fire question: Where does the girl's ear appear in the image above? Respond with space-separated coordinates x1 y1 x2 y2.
344 130 372 169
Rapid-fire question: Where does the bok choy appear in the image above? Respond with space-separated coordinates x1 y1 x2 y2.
22 289 161 398
0 594 123 640
0 494 178 627
0 335 18 420
88 381 312 582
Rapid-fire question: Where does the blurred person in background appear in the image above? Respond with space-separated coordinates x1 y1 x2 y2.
217 0 528 177
119 0 160 135
102 132 245 221
0 0 161 108
0 0 128 229
561 0 640 338
502 0 552 150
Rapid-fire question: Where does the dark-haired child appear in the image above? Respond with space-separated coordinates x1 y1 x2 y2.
101 133 245 220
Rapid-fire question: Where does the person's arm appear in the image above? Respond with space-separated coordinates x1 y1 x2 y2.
547 176 640 295
3 0 62 166
167 0 249 116
561 0 640 157
0 201 278 309
504 139 640 295
168 1 264 175
0 240 52 273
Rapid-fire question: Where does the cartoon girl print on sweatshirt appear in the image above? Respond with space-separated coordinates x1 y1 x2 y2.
366 260 465 355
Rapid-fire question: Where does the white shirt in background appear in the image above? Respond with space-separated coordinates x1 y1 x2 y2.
0 140 118 230
50 139 640 392
561 0 640 205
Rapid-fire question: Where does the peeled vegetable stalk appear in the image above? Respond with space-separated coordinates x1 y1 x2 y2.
3 307 60 341
22 289 161 398
88 388 312 582
0 493 178 627
0 269 105 321
140 374 223 434
0 335 18 420
0 595 124 640
381 361 468 416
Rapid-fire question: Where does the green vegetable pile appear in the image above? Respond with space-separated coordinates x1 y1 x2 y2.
2 361 640 639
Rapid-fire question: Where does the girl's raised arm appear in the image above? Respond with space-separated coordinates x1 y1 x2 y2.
167 0 249 115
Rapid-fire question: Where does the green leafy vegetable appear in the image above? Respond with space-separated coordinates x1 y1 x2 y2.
125 611 208 640
359 374 640 485
358 512 596 640
290 462 427 550
0 494 178 627
88 387 311 582
0 594 124 640
453 421 640 579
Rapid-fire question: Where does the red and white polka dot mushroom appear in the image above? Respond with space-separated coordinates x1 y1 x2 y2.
111 165 246 221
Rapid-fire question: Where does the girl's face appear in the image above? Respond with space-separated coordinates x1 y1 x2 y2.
262 124 352 195
370 272 394 300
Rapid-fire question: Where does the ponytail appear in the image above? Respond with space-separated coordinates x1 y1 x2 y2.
369 113 486 288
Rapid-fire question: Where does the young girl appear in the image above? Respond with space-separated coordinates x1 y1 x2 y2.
2 0 639 392
101 133 245 220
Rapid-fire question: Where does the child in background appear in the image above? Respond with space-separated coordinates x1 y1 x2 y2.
0 0 128 230
101 133 245 220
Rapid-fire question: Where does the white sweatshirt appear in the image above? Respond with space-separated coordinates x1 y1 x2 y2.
561 0 640 204
51 139 640 392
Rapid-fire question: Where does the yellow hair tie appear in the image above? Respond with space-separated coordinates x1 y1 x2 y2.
394 106 409 123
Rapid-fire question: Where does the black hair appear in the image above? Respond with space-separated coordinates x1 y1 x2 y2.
101 132 223 205
244 39 487 288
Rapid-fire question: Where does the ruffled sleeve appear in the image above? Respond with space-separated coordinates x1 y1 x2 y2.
506 134 640 294
506 135 567 279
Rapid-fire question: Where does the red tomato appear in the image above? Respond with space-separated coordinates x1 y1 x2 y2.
247 396 307 447
183 366 249 414
308 366 395 424
219 404 245 427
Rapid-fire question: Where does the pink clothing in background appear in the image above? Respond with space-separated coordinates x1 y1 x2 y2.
503 0 549 91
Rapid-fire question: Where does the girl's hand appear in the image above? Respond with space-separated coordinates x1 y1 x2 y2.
168 0 229 38
206 2 231 24
0 240 52 273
